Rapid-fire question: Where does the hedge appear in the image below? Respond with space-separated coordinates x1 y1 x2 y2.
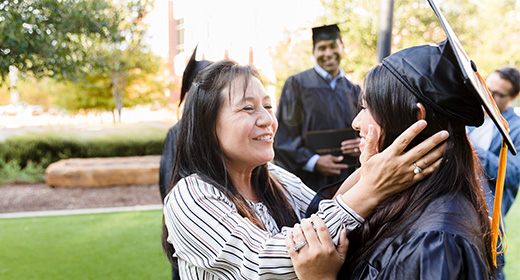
0 132 165 169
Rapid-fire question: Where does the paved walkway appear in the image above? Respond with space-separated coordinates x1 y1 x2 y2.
0 204 163 219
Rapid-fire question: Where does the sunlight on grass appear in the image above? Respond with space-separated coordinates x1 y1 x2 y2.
0 210 170 279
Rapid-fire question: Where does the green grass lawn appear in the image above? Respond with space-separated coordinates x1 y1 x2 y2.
505 199 520 279
1 203 519 279
0 210 171 279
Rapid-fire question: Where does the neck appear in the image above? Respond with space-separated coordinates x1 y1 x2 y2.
329 68 340 77
500 106 511 113
227 164 258 202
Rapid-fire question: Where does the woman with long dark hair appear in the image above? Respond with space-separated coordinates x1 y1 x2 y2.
162 59 448 279
287 41 497 279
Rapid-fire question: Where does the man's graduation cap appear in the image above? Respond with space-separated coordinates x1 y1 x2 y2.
382 0 514 265
312 24 341 45
180 46 212 105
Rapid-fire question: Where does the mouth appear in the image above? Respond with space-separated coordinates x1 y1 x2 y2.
254 134 273 141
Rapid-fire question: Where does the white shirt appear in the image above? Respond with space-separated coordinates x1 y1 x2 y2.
163 163 364 280
468 116 494 151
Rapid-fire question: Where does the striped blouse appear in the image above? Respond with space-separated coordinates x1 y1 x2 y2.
163 163 364 280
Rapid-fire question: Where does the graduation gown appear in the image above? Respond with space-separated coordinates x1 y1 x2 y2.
159 123 179 201
274 68 361 191
342 193 491 280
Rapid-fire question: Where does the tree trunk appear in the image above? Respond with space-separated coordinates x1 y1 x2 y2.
110 71 128 123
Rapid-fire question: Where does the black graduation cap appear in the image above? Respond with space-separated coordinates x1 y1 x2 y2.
312 24 341 45
180 46 212 105
381 0 516 156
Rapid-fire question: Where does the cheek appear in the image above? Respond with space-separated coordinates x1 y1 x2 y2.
272 114 278 133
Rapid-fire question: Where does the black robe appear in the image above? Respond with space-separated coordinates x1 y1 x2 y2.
341 193 492 280
159 124 183 280
274 68 361 191
159 123 179 201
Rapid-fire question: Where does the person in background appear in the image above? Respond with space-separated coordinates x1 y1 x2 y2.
287 40 501 279
158 46 211 280
467 66 520 279
159 46 212 200
274 24 361 192
161 59 448 279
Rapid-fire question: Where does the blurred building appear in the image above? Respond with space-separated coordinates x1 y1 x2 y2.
161 0 322 104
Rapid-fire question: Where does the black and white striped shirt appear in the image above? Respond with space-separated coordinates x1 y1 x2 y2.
163 163 363 280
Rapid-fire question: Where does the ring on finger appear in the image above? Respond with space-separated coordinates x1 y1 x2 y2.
354 148 359 153
294 240 307 251
413 162 423 174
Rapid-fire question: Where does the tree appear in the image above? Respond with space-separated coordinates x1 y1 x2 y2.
85 0 156 122
269 29 315 98
318 0 520 80
0 0 120 82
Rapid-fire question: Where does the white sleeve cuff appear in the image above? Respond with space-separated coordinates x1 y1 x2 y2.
303 154 320 172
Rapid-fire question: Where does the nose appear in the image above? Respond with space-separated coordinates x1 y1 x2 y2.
324 47 334 57
257 108 275 127
352 111 362 131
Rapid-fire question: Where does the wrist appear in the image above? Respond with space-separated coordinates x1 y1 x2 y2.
340 181 381 218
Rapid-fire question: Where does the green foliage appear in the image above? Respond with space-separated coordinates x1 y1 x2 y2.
0 129 166 171
0 210 171 279
0 82 9 104
0 0 122 82
0 0 170 116
270 33 315 98
52 74 114 112
0 158 45 184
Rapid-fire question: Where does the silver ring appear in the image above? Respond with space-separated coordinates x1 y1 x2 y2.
413 162 423 174
354 148 359 153
294 240 307 251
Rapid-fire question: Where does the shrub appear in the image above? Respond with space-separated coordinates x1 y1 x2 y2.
0 131 165 168
0 158 46 184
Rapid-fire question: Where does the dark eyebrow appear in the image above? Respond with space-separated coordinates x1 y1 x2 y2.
242 94 271 102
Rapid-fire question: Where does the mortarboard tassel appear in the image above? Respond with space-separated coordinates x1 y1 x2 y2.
478 72 509 266
491 142 508 266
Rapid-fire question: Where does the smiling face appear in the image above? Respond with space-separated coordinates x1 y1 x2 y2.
351 97 382 153
216 77 277 172
313 38 344 77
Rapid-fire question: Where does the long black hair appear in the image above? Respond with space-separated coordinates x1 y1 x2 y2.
346 64 493 274
161 60 299 265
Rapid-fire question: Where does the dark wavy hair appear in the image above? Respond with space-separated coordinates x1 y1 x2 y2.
345 64 493 274
161 60 299 265
495 66 520 97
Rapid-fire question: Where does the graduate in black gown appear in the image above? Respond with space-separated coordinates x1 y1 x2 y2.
286 11 518 276
158 47 211 280
274 24 361 192
159 47 212 200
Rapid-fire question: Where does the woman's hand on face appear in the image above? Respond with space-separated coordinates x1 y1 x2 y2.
285 215 348 280
342 120 449 218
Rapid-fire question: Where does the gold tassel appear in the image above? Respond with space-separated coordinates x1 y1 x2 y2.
490 142 508 266
477 71 509 266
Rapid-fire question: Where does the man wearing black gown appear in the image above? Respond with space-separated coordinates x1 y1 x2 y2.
159 47 211 280
274 24 361 191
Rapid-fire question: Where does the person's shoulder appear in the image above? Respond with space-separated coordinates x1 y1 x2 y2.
169 174 224 202
290 68 318 80
408 194 486 244
338 74 360 90
505 107 520 127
